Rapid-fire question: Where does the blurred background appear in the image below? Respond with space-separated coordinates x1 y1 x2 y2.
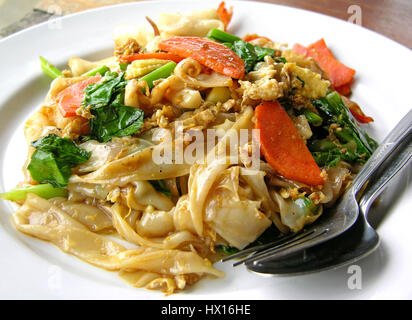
0 0 411 48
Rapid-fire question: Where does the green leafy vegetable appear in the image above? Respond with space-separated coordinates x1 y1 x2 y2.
89 103 144 143
231 40 258 73
254 46 277 60
82 64 177 142
311 147 358 167
82 72 127 109
309 91 378 167
39 56 62 79
315 91 377 153
0 184 67 201
30 134 90 165
27 134 90 187
230 41 276 73
81 72 145 142
28 150 71 187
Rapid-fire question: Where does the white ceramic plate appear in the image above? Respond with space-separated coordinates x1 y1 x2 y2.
0 0 411 299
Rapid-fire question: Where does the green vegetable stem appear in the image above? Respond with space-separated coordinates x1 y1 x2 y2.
207 28 241 43
0 184 67 201
139 61 177 90
207 28 278 73
303 109 323 126
39 56 63 79
82 65 110 77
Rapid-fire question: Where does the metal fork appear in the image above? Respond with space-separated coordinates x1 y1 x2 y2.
246 131 411 274
223 109 412 266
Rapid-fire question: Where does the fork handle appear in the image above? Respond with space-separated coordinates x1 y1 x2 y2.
351 109 412 195
359 135 412 217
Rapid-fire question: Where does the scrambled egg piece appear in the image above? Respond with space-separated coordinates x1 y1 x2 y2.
239 78 285 101
284 62 330 99
282 49 329 79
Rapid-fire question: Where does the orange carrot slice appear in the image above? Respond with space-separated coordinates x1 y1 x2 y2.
292 39 355 93
293 40 373 122
292 43 310 57
119 53 184 63
57 76 102 117
307 39 355 89
335 83 352 96
217 1 233 31
255 101 324 186
159 36 245 79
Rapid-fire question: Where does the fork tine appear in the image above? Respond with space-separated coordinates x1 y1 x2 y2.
243 229 330 266
232 229 316 266
221 231 303 262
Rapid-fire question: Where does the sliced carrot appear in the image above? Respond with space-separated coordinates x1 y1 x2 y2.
159 36 245 79
119 52 184 63
242 34 272 42
292 39 355 94
255 101 324 186
307 39 355 89
57 76 102 117
307 38 335 58
291 43 310 57
336 83 352 96
292 40 372 122
217 1 233 31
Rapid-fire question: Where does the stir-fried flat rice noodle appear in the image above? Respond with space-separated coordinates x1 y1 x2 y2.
4 4 375 294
